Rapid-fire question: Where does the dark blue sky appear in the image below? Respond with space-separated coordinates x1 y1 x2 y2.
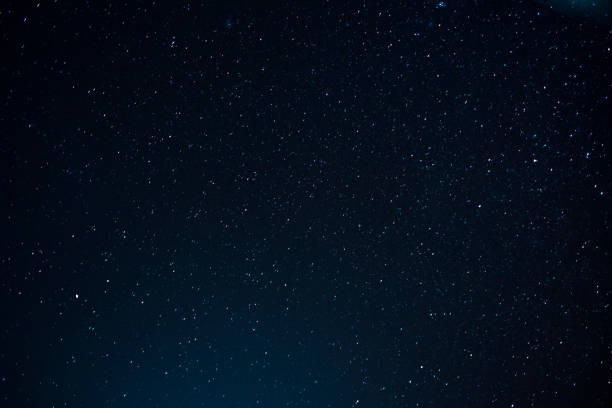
537 0 612 22
1 1 610 407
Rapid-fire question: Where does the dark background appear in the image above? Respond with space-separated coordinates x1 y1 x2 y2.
1 0 610 407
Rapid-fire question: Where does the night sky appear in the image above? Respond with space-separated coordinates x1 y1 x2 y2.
1 1 611 407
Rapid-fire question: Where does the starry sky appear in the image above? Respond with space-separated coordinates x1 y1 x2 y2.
1 1 611 407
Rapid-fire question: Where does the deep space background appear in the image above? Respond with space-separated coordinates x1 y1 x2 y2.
1 0 611 407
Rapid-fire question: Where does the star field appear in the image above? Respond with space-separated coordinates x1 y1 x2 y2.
1 1 611 407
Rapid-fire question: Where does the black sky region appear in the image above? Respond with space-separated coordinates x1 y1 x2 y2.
1 0 611 407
